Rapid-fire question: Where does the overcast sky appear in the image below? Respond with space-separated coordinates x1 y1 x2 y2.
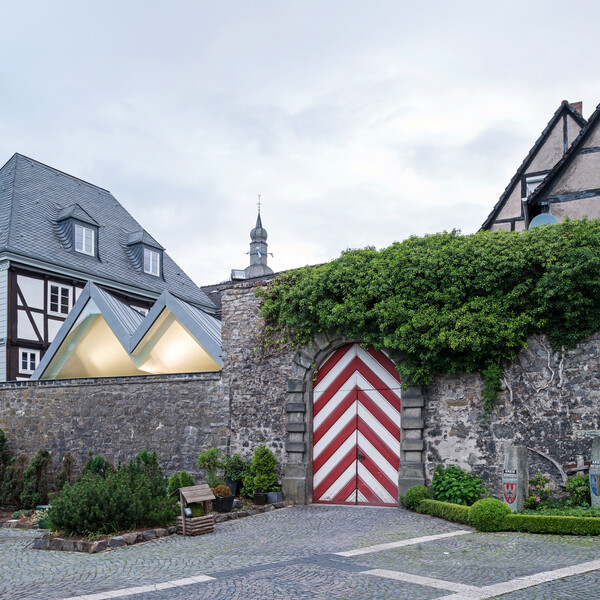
2 1 600 285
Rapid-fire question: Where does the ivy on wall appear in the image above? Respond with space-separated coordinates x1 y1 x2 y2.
258 218 600 411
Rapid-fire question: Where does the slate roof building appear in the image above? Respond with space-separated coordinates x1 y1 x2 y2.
0 153 218 380
482 100 587 231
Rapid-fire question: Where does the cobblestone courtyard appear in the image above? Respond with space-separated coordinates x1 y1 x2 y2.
2 505 600 599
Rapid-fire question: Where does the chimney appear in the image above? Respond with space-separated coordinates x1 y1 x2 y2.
570 101 583 115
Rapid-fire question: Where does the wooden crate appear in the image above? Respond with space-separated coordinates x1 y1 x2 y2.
176 515 215 535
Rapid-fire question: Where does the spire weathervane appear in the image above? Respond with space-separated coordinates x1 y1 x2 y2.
257 194 262 214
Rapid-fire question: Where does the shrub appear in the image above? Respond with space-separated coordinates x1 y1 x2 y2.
400 485 432 510
246 444 278 493
2 453 29 508
20 449 51 509
54 452 75 492
566 474 591 506
79 452 114 479
167 470 195 496
224 453 249 483
504 514 600 536
417 499 471 525
212 484 232 497
0 429 9 484
48 452 177 536
469 498 510 532
196 448 224 488
524 472 552 509
432 464 486 506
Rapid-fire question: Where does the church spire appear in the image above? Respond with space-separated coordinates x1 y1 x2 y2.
231 196 274 280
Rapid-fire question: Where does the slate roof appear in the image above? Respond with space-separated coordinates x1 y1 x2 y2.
527 102 600 207
481 101 587 230
0 153 214 311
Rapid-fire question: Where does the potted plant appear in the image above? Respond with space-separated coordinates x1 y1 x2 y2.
223 453 249 496
211 484 234 513
247 444 278 505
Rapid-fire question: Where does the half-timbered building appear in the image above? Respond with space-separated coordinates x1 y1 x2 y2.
0 153 217 381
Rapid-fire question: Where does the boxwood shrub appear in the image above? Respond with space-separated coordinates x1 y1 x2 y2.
504 514 600 536
417 499 471 524
469 498 510 531
400 485 432 510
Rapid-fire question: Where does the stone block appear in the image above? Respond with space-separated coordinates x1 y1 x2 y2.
590 437 600 508
49 538 64 551
121 533 138 545
154 528 168 538
404 451 423 463
401 386 423 399
168 526 177 535
401 396 425 408
282 476 308 504
33 538 49 550
313 332 331 350
142 530 157 540
401 418 424 430
215 514 229 523
90 540 108 553
398 477 426 495
75 540 91 553
502 445 528 512
402 407 423 418
285 441 306 453
286 402 306 413
286 379 305 393
286 422 306 432
109 536 126 548
401 440 424 452
62 540 76 552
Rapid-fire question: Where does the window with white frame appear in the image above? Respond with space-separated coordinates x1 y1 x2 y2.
48 283 71 316
20 349 40 374
74 224 95 255
144 248 160 276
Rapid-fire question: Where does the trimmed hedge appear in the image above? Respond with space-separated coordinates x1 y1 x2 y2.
469 498 510 532
417 499 471 525
401 485 432 510
504 514 600 536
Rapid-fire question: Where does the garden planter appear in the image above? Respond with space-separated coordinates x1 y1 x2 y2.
212 495 235 513
267 490 283 503
225 478 238 496
253 492 268 505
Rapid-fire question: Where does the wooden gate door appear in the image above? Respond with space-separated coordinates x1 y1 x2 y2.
312 344 401 506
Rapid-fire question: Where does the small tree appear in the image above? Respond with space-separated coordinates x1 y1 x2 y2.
21 449 52 509
196 448 224 488
246 444 278 493
54 452 75 492
2 454 29 508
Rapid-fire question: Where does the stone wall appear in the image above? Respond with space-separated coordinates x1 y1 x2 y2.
425 334 600 492
0 372 227 479
220 282 295 470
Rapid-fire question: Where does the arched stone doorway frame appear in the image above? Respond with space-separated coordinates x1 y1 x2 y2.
281 333 426 505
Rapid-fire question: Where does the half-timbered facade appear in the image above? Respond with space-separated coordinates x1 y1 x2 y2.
0 153 217 381
482 100 587 231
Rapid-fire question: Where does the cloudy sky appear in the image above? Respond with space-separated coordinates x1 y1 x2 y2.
2 1 600 285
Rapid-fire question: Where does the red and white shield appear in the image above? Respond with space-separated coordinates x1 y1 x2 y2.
503 482 517 504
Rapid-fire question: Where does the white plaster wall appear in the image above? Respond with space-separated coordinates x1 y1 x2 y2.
583 122 600 148
16 275 44 310
568 114 584 146
489 222 511 232
553 153 600 194
495 187 522 221
550 196 600 221
529 121 564 172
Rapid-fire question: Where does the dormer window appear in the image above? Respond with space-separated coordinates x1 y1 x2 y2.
75 224 95 256
144 248 160 276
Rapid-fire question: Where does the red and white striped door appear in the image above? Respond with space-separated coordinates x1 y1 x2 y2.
312 344 401 506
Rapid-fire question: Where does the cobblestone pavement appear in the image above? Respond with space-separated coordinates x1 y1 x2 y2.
1 505 599 600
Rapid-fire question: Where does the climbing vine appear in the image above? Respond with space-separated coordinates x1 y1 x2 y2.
258 218 600 410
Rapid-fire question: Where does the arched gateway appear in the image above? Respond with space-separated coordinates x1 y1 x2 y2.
312 343 401 506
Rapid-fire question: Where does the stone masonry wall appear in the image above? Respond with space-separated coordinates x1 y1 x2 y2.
0 372 227 480
425 334 600 493
220 282 295 472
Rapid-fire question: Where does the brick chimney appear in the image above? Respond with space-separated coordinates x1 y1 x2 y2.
570 101 583 114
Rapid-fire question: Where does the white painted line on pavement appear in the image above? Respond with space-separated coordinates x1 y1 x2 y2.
335 529 471 557
368 557 600 600
363 569 480 593
57 575 215 600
